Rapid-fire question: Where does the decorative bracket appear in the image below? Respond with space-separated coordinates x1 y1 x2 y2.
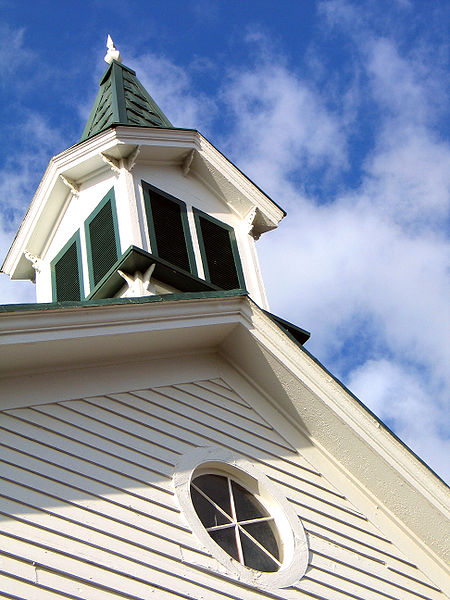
118 264 157 297
182 149 195 177
245 206 258 235
24 250 43 279
60 175 79 197
127 145 141 171
101 153 121 175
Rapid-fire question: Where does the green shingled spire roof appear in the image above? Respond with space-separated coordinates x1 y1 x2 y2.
81 37 173 142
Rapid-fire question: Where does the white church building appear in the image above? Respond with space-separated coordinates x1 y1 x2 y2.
0 38 448 599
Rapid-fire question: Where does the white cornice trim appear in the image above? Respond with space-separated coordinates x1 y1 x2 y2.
112 127 285 226
2 126 283 279
0 296 248 345
250 305 449 510
196 134 284 227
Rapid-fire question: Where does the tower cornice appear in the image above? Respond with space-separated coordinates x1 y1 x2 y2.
2 127 284 282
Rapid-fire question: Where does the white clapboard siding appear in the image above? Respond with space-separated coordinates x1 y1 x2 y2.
308 537 445 600
302 517 424 578
173 382 277 430
0 532 300 600
0 377 445 599
13 406 176 488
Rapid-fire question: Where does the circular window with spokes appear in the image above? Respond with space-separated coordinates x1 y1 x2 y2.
174 447 308 589
191 473 281 572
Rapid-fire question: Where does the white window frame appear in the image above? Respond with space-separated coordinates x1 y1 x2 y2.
173 446 309 590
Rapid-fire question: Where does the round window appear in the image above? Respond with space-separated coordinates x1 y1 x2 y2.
191 473 281 572
173 447 309 589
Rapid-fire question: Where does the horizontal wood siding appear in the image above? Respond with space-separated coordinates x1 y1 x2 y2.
0 377 444 599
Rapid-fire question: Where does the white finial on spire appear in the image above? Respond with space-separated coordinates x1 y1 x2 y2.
104 35 122 64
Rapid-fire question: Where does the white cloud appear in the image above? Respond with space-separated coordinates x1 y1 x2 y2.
0 240 34 304
348 359 449 481
364 130 450 228
360 37 450 230
221 59 348 197
0 113 67 219
221 23 449 479
319 0 361 30
366 38 442 125
0 25 33 80
127 52 217 131
0 113 68 303
260 201 449 383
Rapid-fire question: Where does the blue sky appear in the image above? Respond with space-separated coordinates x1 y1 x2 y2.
1 0 449 482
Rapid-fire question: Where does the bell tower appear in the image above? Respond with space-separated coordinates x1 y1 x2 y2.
2 37 285 308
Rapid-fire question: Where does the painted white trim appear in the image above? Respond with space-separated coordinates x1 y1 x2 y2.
2 127 284 281
173 446 309 590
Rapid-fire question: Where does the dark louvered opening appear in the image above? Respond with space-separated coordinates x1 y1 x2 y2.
54 241 81 301
123 72 163 126
149 192 191 272
90 82 112 132
88 199 119 286
199 216 240 289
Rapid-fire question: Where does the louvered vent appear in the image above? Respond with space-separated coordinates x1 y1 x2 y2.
123 72 163 127
148 191 191 272
88 198 119 286
198 216 241 289
53 241 81 301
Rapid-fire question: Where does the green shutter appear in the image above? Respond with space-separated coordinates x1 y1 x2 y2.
194 210 245 290
85 189 120 288
51 232 84 301
143 182 196 275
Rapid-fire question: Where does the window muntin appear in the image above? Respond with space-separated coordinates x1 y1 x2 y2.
191 474 280 572
85 188 120 288
194 209 245 290
51 231 84 302
142 181 197 275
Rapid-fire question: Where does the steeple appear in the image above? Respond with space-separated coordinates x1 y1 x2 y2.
81 36 172 142
2 38 286 312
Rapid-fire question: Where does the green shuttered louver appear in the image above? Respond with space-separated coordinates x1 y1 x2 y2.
142 182 243 290
198 215 241 290
52 237 82 302
144 185 193 273
150 192 190 271
86 193 120 287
